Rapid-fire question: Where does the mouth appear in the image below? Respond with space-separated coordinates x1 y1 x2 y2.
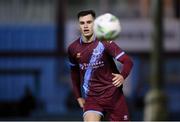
84 29 89 33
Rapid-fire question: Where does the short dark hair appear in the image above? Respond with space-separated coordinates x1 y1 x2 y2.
77 10 96 19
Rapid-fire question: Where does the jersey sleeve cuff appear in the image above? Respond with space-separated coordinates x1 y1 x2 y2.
115 51 125 60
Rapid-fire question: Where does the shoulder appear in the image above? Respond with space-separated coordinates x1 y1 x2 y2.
101 40 114 45
68 38 80 53
100 40 118 48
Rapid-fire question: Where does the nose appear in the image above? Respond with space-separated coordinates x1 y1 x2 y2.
84 23 88 28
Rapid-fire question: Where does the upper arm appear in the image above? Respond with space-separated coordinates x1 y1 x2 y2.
68 46 79 69
104 41 125 60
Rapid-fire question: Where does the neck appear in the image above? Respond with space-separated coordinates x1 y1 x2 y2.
82 34 94 43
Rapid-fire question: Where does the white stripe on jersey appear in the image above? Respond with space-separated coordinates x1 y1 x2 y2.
115 51 125 60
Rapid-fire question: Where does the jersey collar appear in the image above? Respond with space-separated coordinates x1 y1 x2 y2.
80 35 96 44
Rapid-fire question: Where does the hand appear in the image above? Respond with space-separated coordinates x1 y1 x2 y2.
112 73 124 87
77 97 85 108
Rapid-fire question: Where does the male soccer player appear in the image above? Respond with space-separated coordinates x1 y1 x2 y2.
68 10 133 121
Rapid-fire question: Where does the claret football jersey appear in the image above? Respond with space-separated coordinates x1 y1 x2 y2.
68 37 133 100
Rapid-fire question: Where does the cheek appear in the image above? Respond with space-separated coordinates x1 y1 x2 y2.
79 26 83 32
90 24 94 31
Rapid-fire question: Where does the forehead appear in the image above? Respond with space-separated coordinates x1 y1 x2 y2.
79 14 94 22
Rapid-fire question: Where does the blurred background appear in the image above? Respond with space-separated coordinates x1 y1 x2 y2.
0 0 179 121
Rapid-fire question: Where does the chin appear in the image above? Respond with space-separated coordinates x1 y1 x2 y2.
84 33 93 37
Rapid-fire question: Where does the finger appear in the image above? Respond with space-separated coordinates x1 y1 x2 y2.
114 82 121 86
113 80 121 86
112 73 117 76
113 82 119 87
117 83 122 87
112 79 119 84
113 80 122 86
113 78 124 86
112 76 118 81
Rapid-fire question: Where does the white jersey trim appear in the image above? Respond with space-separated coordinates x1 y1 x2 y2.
115 51 125 60
83 110 103 117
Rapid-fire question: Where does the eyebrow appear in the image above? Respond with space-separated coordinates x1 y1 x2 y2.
79 20 92 24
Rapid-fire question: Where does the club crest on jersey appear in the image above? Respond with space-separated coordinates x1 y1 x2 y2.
76 53 81 58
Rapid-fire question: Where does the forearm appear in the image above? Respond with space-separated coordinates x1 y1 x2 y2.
118 54 133 79
71 68 82 98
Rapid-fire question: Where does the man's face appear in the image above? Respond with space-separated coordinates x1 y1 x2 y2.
79 14 94 38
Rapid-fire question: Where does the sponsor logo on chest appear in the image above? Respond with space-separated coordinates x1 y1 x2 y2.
79 61 104 70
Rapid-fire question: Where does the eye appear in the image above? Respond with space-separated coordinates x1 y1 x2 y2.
79 21 84 25
87 21 92 24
